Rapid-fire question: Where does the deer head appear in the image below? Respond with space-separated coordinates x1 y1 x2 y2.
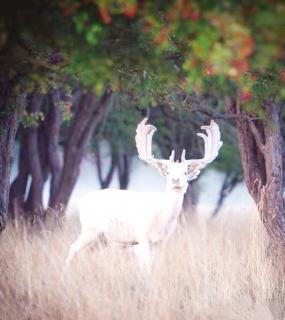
135 118 223 193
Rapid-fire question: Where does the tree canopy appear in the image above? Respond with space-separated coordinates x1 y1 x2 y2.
0 0 284 243
1 0 284 108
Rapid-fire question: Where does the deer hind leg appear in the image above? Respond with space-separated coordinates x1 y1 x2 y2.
65 229 99 267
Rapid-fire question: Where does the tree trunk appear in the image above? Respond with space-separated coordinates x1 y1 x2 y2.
96 146 118 189
182 180 198 216
0 79 25 231
211 172 241 217
8 127 29 219
37 113 50 186
46 90 63 202
23 92 45 222
9 91 60 223
118 153 131 190
50 88 112 211
225 97 285 247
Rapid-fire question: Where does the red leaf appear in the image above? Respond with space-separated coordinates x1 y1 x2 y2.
230 59 249 74
153 28 169 45
63 3 80 16
251 73 258 81
165 11 177 22
123 3 138 19
280 70 285 82
98 6 112 24
239 89 253 102
203 62 214 76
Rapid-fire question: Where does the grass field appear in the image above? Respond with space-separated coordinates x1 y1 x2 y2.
0 212 284 320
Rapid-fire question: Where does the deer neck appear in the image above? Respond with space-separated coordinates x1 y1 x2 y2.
164 186 185 215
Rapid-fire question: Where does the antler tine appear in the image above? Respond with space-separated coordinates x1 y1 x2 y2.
183 120 222 165
135 118 157 164
169 150 175 162
181 149 186 162
200 120 222 162
179 120 222 182
197 131 210 157
210 121 222 159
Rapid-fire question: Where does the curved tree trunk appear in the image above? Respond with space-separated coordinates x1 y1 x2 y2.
8 88 112 225
8 127 29 220
96 146 118 189
23 92 45 222
10 90 62 224
211 172 241 217
0 79 26 231
46 90 63 202
50 88 112 211
226 97 285 247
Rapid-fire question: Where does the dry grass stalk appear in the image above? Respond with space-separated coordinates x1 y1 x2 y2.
0 212 284 320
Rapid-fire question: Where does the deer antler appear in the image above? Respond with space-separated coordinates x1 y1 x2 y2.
135 118 174 169
135 118 157 164
181 120 223 181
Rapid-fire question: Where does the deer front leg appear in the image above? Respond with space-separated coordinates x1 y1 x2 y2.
65 229 99 267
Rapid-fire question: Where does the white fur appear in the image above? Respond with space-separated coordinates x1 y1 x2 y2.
66 165 187 267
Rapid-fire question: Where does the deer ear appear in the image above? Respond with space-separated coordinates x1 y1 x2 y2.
186 162 202 181
155 161 169 177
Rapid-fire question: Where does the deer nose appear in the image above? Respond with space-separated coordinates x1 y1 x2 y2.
172 178 179 184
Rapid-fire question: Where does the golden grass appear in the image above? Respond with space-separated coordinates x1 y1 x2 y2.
0 212 284 320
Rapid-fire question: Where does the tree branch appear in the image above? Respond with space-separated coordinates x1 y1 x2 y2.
249 121 266 155
185 95 259 121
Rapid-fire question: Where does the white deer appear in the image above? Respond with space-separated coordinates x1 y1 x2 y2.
66 118 222 267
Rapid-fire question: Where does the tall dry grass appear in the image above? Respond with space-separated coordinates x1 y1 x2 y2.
0 212 284 320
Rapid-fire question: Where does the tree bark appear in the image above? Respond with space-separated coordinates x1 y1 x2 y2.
8 127 29 219
225 97 285 247
50 88 112 211
23 92 45 221
9 93 53 223
118 153 131 190
46 90 63 203
37 112 50 185
182 180 198 216
96 146 118 189
211 172 241 217
0 79 25 231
